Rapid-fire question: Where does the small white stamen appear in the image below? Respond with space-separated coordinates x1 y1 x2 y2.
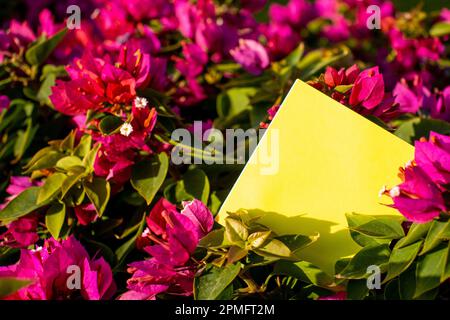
134 97 148 109
389 186 401 198
32 245 43 252
378 185 387 197
405 160 413 168
142 228 150 237
120 123 133 136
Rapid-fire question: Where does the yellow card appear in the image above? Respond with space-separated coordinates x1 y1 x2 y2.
217 80 414 274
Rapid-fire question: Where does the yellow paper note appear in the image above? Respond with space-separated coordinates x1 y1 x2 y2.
217 79 414 274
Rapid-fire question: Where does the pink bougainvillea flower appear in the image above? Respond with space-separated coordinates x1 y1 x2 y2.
93 136 136 186
318 291 347 300
50 45 151 116
0 236 116 300
0 215 39 248
74 203 98 226
262 23 301 60
119 258 196 300
428 86 450 122
386 132 450 223
269 0 315 29
0 95 10 112
241 0 267 12
121 0 172 21
414 132 450 185
386 26 445 69
181 199 215 239
393 77 423 114
389 165 446 223
121 198 214 300
349 67 385 109
175 42 208 79
230 39 270 75
324 64 360 88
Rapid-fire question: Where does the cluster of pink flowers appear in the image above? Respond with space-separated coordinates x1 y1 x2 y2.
0 236 116 300
383 132 450 223
310 64 399 121
120 199 213 300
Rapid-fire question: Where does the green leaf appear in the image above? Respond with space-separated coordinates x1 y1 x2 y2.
254 238 292 259
274 261 334 287
98 115 124 135
414 244 447 298
345 213 392 247
83 178 110 217
384 240 423 283
60 169 86 198
198 229 228 248
194 264 241 300
0 278 32 299
25 28 67 66
0 187 48 221
73 135 92 158
37 172 66 204
55 156 84 171
284 43 304 68
225 218 248 246
394 117 450 144
175 168 210 204
337 244 391 279
334 84 353 94
441 242 450 282
247 231 272 249
347 279 369 300
60 131 76 151
45 202 66 239
24 150 65 173
420 220 450 255
114 212 147 267
37 72 56 105
351 218 405 239
430 22 450 37
275 234 319 253
14 122 38 161
130 153 169 205
82 143 101 171
396 222 432 248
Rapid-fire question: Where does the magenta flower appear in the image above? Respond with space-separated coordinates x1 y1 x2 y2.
318 291 347 300
386 132 450 223
120 198 213 300
428 86 450 122
230 39 270 75
0 236 116 300
0 95 10 112
389 165 446 223
349 67 385 110
0 215 39 248
50 45 151 116
262 23 300 60
324 64 360 88
74 203 98 226
241 0 267 12
414 132 450 185
175 42 208 79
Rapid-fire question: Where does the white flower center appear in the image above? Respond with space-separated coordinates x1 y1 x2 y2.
134 97 148 109
389 186 401 198
120 123 133 136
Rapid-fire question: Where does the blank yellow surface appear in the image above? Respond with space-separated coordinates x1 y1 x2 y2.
217 80 414 274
